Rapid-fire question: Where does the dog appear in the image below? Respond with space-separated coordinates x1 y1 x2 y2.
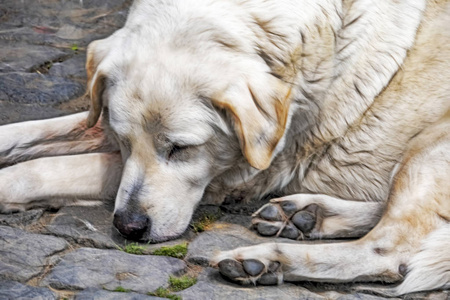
0 0 449 295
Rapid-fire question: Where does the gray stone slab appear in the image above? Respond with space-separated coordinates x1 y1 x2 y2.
0 42 70 73
41 248 186 293
0 72 85 105
0 280 57 300
0 209 44 227
177 267 326 300
48 53 88 79
0 0 129 47
46 204 125 249
0 101 67 125
0 226 67 282
75 288 164 300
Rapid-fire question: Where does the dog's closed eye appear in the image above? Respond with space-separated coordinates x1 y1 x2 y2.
168 144 189 160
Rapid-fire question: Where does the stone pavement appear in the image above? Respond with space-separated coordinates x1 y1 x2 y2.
0 1 448 299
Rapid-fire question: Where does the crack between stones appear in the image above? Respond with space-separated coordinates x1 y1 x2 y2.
27 53 76 74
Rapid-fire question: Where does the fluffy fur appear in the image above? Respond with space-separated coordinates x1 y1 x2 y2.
0 0 449 295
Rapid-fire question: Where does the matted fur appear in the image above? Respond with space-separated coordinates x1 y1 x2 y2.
0 0 449 295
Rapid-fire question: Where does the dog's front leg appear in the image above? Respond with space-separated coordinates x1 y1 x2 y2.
0 112 118 167
0 152 122 212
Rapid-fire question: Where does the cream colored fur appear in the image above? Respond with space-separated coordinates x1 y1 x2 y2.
0 0 449 295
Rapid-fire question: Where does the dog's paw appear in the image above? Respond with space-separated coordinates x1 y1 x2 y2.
211 245 285 285
251 198 322 239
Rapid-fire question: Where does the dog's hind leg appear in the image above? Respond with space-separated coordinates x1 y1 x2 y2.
214 117 450 294
0 112 118 167
0 152 122 212
252 194 384 239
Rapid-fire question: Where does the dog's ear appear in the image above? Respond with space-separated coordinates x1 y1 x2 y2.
213 75 292 170
86 40 108 128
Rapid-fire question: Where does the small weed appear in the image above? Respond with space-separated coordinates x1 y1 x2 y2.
113 286 131 293
148 287 181 300
152 243 188 259
147 275 195 299
190 213 220 233
168 275 197 292
71 43 79 52
120 242 146 255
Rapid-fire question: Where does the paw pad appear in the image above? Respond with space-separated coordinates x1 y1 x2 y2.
252 201 321 239
218 259 282 285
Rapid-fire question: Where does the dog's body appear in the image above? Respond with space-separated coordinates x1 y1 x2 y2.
0 0 449 295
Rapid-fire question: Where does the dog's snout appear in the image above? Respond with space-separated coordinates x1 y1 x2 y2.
113 211 150 241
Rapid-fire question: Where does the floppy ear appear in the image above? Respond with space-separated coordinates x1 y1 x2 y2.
85 40 108 128
213 75 292 170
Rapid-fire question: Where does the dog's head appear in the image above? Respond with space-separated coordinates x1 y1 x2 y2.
85 11 292 242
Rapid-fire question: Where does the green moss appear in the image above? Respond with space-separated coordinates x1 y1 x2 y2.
190 213 220 233
120 242 146 255
113 286 131 293
147 275 196 299
168 275 197 292
152 243 188 259
148 287 182 300
71 44 79 52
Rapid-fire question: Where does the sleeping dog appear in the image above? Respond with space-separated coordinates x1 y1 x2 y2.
0 0 449 295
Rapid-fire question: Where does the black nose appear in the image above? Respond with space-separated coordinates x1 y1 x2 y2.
113 211 151 241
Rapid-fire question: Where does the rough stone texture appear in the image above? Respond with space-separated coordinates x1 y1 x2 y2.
177 267 326 300
0 41 70 73
0 0 130 125
0 226 67 282
0 101 68 125
75 288 164 300
0 280 57 300
46 204 125 249
0 72 85 104
0 209 44 227
41 248 186 293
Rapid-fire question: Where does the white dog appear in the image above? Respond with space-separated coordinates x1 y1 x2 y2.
0 0 449 295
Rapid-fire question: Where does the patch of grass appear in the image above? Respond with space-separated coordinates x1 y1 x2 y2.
152 243 188 259
71 43 79 52
168 275 197 292
148 287 182 300
120 242 146 255
190 213 220 233
113 286 131 293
